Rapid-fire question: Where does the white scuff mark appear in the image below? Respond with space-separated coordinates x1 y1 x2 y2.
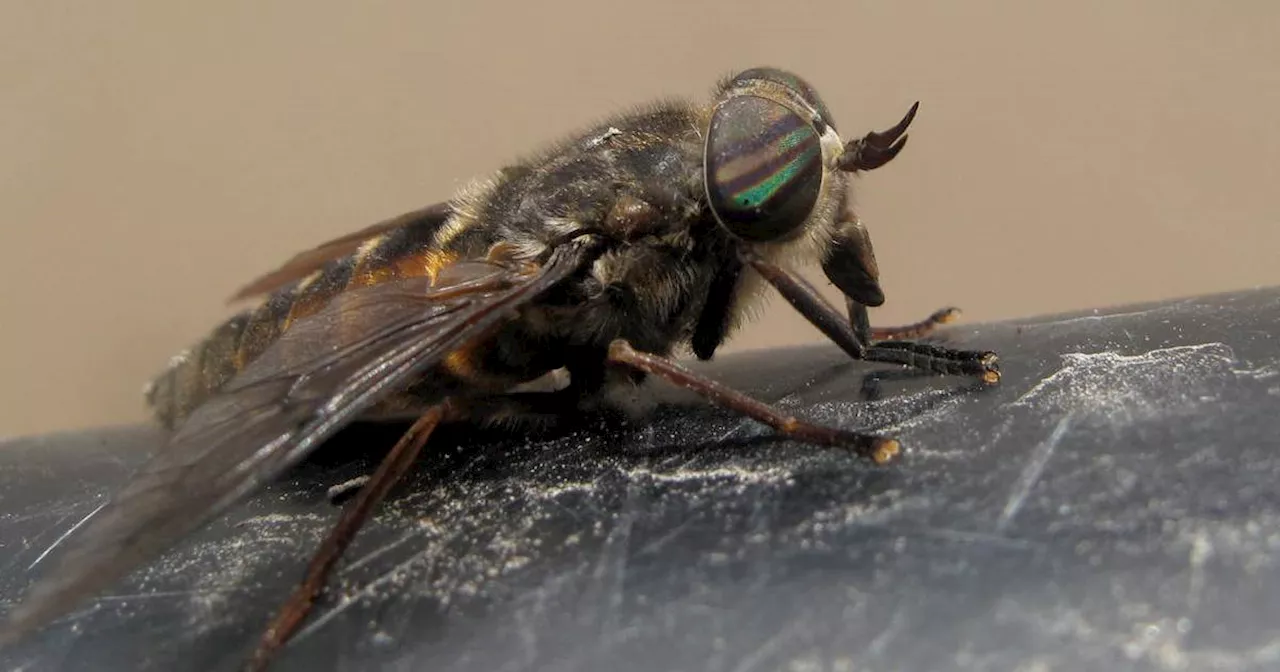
1016 303 1189 330
715 417 757 443
291 551 431 645
1232 362 1280 380
1010 343 1238 424
3 502 87 525
122 510 336 632
997 413 1073 532
730 620 802 672
517 479 598 499
27 500 107 571
906 525 1042 550
873 393 965 436
1186 529 1213 614
711 392 805 443
238 512 325 527
94 588 244 603
326 475 371 502
866 606 908 656
621 464 796 487
338 531 418 577
712 390 968 460
803 490 927 532
635 515 698 557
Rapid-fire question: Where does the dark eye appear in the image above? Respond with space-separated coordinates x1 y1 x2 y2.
731 67 835 131
704 95 823 242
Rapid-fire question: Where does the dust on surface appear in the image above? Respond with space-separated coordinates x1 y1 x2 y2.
1011 343 1251 419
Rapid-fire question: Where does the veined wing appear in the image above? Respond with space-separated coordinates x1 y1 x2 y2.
1 238 599 645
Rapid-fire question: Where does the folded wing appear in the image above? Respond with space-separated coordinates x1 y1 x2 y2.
1 238 598 645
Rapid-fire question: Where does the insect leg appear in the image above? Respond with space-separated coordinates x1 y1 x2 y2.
867 306 962 342
743 251 999 383
821 216 959 342
691 254 745 361
744 249 868 358
606 339 900 464
248 401 455 671
864 340 998 382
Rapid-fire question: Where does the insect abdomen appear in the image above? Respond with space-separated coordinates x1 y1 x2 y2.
143 215 465 429
143 310 253 430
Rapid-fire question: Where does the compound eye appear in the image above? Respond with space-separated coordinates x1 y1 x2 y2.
731 67 834 130
705 95 823 242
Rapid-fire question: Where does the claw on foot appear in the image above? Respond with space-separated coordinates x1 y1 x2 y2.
871 438 901 465
979 352 1001 384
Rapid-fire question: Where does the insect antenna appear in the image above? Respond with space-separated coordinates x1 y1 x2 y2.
836 101 919 172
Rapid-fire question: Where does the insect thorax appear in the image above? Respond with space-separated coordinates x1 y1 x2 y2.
432 100 848 387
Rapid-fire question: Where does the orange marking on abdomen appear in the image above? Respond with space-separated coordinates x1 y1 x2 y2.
281 271 335 330
348 235 400 289
397 249 459 284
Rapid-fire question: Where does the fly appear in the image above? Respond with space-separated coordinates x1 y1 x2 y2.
0 67 999 670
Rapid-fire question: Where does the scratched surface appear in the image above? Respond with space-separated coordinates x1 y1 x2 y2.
2 286 1280 672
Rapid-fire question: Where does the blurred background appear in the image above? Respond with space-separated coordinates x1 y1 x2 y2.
2 2 1276 437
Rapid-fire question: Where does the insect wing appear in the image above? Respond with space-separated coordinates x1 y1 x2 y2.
1 240 596 645
229 202 453 302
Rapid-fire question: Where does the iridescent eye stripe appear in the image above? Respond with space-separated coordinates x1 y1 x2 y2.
714 110 821 211
731 137 819 209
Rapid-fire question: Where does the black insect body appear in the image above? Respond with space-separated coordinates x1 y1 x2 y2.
0 67 1000 669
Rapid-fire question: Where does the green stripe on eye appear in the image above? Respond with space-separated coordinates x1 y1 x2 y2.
704 93 825 242
733 143 820 208
776 126 812 151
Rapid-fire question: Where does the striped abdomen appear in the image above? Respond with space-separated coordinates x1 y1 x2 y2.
144 213 458 430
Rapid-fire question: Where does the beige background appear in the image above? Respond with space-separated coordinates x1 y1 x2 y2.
2 2 1277 437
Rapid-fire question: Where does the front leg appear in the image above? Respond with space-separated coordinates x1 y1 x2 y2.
821 216 962 343
741 248 999 383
